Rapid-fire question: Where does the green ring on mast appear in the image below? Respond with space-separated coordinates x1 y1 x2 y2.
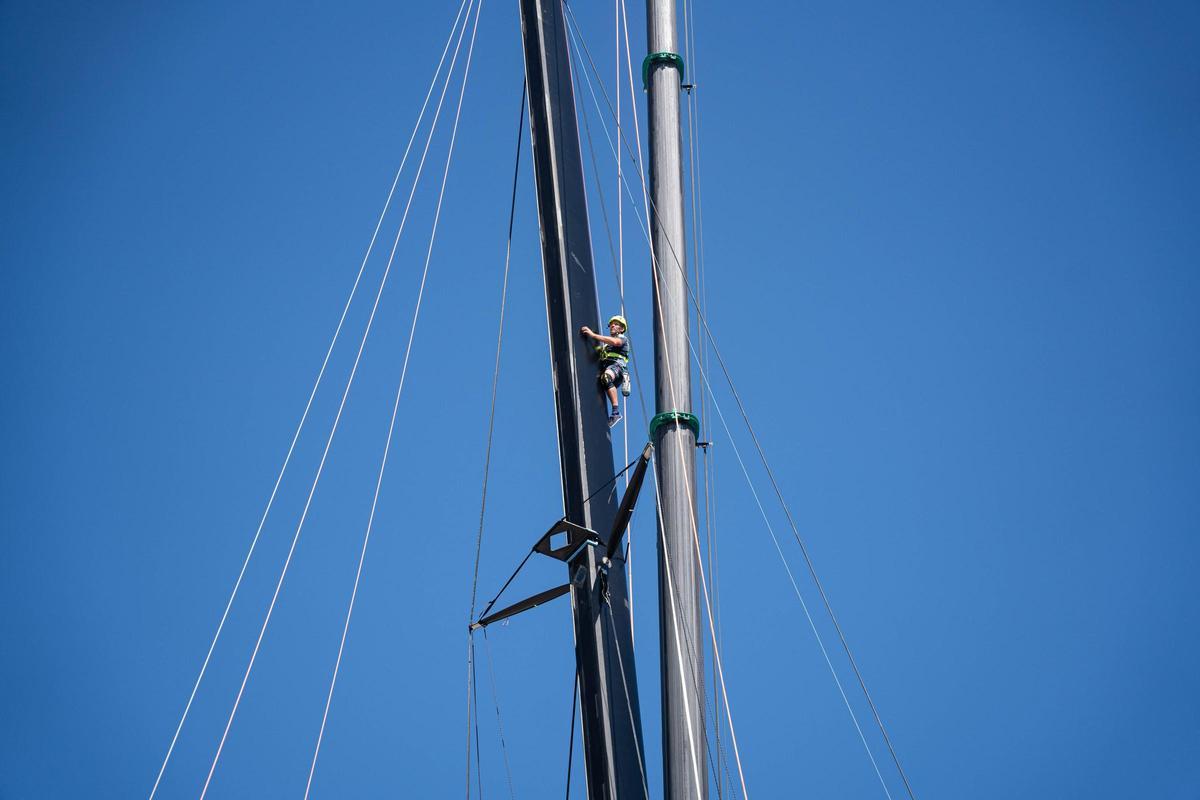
641 51 685 90
649 411 700 440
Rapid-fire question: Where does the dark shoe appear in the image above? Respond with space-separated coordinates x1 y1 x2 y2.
608 410 621 428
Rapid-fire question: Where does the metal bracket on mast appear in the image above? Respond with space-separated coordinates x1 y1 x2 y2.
470 583 571 631
534 519 602 563
604 443 653 560
468 445 653 631
468 522 601 632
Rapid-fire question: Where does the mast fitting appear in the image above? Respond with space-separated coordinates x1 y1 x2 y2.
641 51 686 89
649 411 700 440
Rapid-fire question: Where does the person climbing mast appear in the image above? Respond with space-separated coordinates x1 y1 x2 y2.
581 315 631 428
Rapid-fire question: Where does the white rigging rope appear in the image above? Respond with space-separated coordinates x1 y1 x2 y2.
564 13 750 796
572 80 721 795
679 2 732 794
146 3 472 797
691 361 895 798
641 176 753 799
570 18 745 793
566 26 840 786
565 14 713 792
568 16 914 793
635 167 906 796
601 155 892 795
600 604 652 798
571 8 914 795
301 3 487 795
197 3 479 795
614 0 632 626
556 31 674 794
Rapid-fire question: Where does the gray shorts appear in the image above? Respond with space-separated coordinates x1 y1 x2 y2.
601 362 626 387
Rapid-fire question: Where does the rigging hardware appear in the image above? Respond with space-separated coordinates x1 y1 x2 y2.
470 446 652 632
605 443 653 559
641 50 686 89
649 410 701 440
471 584 572 631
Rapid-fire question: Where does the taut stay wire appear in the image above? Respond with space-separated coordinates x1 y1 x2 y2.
302 0 489 794
566 8 918 797
466 71 527 800
196 1 482 794
566 12 749 795
146 1 474 794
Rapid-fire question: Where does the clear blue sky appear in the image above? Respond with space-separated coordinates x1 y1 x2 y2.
3 1 1198 798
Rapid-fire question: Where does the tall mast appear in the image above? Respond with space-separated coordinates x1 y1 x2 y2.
517 0 647 797
645 0 706 797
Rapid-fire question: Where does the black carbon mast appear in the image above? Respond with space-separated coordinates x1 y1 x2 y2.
516 0 648 796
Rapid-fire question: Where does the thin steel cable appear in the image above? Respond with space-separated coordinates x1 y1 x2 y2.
466 74 526 800
680 2 731 793
689 358 894 799
483 630 517 800
570 27 736 793
617 0 654 312
570 68 730 792
598 603 657 799
566 19 636 609
643 457 726 795
564 18 914 798
646 420 742 795
475 548 537 624
197 4 478 794
565 18 749 794
614 0 623 315
570 145 738 800
580 15 879 795
617 75 887 774
466 639 478 800
564 43 809 792
613 0 632 625
567 37 640 613
469 79 526 623
570 48 628 404
596 599 653 798
470 636 485 800
568 20 739 796
301 3 488 794
666 206 916 798
145 4 471 796
581 9 904 798
568 13 740 793
474 454 642 624
561 42 787 796
565 668 579 799
571 29 827 792
681 0 715 782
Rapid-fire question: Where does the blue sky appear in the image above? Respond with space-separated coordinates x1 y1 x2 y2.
3 1 1198 798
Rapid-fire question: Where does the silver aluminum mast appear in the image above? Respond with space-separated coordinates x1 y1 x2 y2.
645 1 706 797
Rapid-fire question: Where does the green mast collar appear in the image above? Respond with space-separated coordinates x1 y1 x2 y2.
641 51 685 89
649 411 700 440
